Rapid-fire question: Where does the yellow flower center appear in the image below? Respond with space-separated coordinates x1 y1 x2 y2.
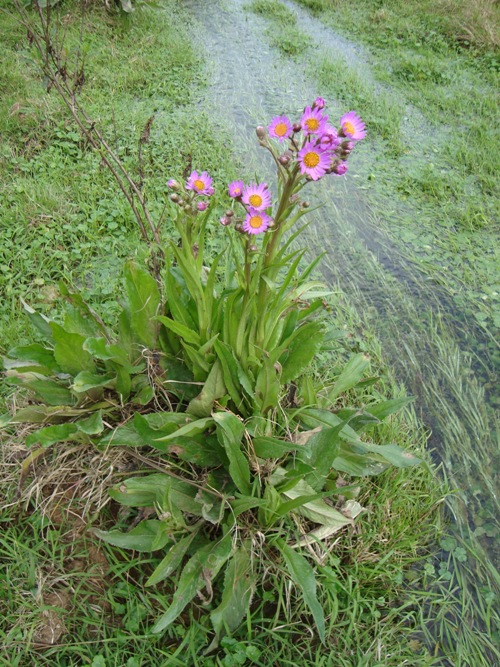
233 187 241 195
249 194 263 207
305 118 320 132
194 179 205 191
249 215 263 229
275 122 288 137
343 121 355 136
303 151 320 168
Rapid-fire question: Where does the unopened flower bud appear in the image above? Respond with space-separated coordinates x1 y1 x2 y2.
301 201 310 209
170 193 180 203
256 126 267 140
167 179 180 191
333 162 348 176
279 154 290 166
235 224 244 232
197 201 208 212
184 204 192 213
177 199 184 207
220 216 231 226
225 209 234 217
312 97 325 110
249 244 258 253
293 123 302 133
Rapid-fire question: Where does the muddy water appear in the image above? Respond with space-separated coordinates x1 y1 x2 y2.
182 0 499 564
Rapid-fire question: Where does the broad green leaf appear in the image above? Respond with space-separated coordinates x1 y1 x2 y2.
21 298 53 340
270 469 352 530
72 371 115 393
154 417 214 442
187 360 226 418
151 536 233 634
280 322 324 385
83 337 141 373
366 396 414 420
51 322 95 375
26 423 79 448
108 474 204 516
59 282 108 338
327 354 370 402
9 404 100 424
99 424 146 448
254 356 280 415
229 496 267 517
277 539 325 643
214 340 246 409
300 423 344 491
76 410 104 435
146 524 202 587
7 344 59 373
116 366 131 401
24 379 74 406
211 547 255 636
94 520 170 552
156 315 201 346
124 261 161 349
213 412 250 496
252 436 298 459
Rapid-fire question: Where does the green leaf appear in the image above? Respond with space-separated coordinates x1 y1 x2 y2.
151 536 233 634
280 322 324 385
156 315 201 346
72 371 115 393
76 410 104 435
213 412 251 495
7 344 59 373
327 354 370 402
124 261 161 349
277 539 325 643
26 423 79 448
24 379 74 406
21 298 53 340
51 322 95 375
146 524 202 587
83 337 141 373
154 417 214 442
252 436 298 459
214 340 246 409
300 423 344 491
366 396 414 420
94 520 170 552
211 546 255 636
270 469 352 530
187 360 227 418
254 356 280 415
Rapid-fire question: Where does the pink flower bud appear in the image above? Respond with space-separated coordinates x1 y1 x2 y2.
220 216 231 226
167 179 180 190
256 126 267 140
313 97 325 110
197 201 208 211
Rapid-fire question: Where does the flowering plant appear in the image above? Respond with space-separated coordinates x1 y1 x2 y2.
2 101 420 644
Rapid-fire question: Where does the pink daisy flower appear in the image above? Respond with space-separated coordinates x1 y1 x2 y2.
301 106 328 136
319 125 340 150
185 170 213 195
242 209 272 235
268 115 293 142
228 180 244 198
297 142 330 180
339 111 366 141
242 182 272 211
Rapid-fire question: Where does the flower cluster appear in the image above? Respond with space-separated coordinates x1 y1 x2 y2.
224 181 274 235
167 170 215 213
167 101 365 237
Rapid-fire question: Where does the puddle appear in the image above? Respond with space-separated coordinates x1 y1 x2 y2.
181 0 499 579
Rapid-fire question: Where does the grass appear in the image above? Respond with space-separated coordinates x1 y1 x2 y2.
0 0 498 665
